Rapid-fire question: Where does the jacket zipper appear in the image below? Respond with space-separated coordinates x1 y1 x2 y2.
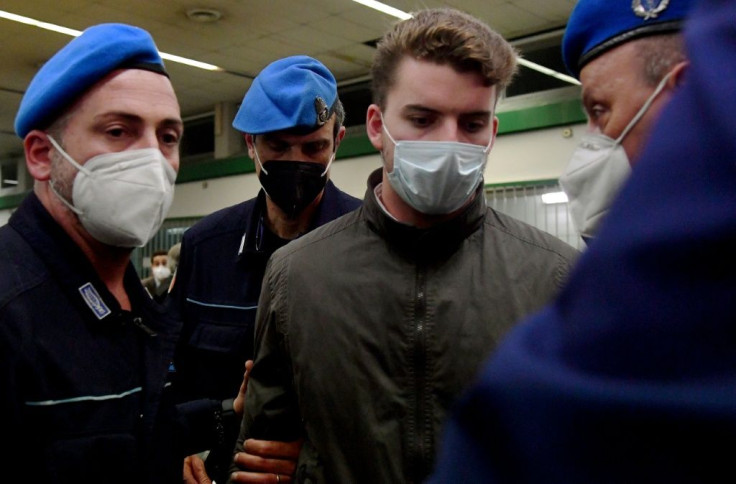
409 265 431 482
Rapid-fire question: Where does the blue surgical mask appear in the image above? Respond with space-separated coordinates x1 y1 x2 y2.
382 117 493 215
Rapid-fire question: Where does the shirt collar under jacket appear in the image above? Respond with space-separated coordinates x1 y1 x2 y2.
363 168 486 261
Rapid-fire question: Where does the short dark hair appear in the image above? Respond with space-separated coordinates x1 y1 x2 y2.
634 33 687 86
371 8 518 109
150 250 167 264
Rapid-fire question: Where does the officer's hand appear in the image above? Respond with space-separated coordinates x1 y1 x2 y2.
183 454 212 484
229 438 303 483
233 360 253 417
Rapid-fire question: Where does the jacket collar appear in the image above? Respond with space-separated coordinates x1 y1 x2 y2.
9 192 178 335
362 168 485 260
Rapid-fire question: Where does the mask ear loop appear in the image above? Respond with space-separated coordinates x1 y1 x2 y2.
615 70 675 144
481 132 495 154
47 135 90 175
46 135 84 215
380 113 399 147
253 144 269 176
321 153 334 177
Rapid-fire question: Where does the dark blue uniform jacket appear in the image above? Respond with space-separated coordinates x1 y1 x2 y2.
170 180 361 402
0 193 219 483
431 1 736 482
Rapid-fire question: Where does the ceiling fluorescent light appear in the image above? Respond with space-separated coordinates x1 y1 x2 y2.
159 53 222 71
0 9 223 72
351 0 412 20
541 191 569 204
517 57 581 86
0 10 82 36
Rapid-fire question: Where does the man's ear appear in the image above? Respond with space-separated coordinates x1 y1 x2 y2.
669 60 689 88
334 125 346 151
488 116 499 152
24 130 53 182
244 134 256 160
366 104 384 152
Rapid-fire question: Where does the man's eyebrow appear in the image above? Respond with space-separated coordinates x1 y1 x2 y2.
402 105 492 117
402 104 440 114
94 111 141 124
160 118 184 131
93 112 183 130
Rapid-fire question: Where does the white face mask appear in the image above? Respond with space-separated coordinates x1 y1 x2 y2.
382 117 492 215
560 71 674 239
47 136 176 248
152 265 172 282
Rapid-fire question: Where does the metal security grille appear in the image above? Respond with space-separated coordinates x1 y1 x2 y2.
133 217 201 277
485 182 583 250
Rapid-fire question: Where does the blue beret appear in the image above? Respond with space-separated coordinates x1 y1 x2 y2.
562 0 694 79
15 23 166 138
233 55 338 135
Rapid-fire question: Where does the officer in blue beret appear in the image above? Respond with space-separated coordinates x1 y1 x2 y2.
559 0 692 241
430 0 736 481
171 55 361 484
1 23 240 483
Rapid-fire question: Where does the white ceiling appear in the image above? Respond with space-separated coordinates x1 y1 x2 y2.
0 0 577 161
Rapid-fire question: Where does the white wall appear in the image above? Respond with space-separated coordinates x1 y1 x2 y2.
167 122 586 218
0 209 11 226
487 122 585 184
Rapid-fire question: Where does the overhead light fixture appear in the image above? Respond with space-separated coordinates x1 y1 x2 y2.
349 1 580 86
159 53 222 71
0 9 223 72
351 0 412 20
541 191 569 205
186 8 222 23
516 57 580 86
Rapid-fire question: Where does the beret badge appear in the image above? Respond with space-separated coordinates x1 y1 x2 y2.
315 97 329 126
632 0 670 20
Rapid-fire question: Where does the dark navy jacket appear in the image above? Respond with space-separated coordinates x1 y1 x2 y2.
0 193 218 483
430 1 736 482
170 180 361 402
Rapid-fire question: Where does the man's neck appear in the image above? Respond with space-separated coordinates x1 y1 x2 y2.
37 184 133 310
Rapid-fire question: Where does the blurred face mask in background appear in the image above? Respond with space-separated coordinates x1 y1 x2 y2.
152 265 172 282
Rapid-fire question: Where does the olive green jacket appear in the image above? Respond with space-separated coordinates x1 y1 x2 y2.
232 169 579 483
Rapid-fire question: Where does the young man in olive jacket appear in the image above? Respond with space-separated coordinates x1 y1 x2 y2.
231 8 578 484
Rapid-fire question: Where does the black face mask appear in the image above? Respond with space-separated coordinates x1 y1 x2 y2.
258 160 329 219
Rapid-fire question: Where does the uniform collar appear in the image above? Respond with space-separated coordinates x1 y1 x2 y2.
238 180 343 261
9 192 175 333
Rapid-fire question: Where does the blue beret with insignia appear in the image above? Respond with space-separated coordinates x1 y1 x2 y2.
233 55 337 135
15 23 167 138
562 0 694 79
